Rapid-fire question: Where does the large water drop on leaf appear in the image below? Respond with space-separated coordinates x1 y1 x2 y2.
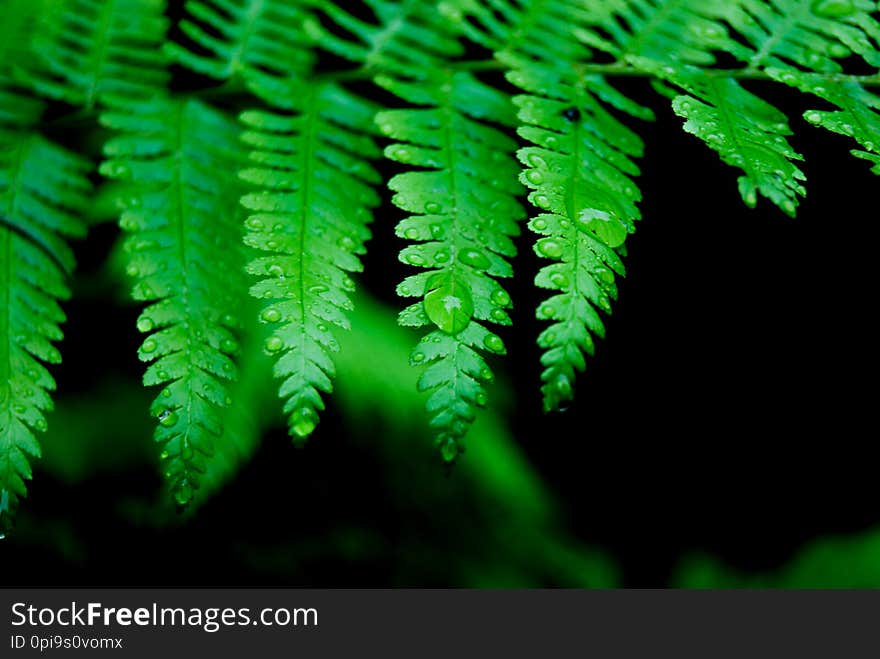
576 208 627 248
424 276 474 334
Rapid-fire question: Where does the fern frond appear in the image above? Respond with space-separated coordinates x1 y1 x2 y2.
378 70 524 459
167 0 315 92
100 97 247 505
770 68 880 173
306 0 464 71
504 56 649 412
184 317 276 512
0 131 90 533
238 82 381 442
717 0 880 70
641 59 806 215
573 0 738 66
25 0 169 108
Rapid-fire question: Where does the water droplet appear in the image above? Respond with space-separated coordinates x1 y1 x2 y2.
811 0 854 18
550 272 569 288
526 170 544 185
35 418 47 432
538 303 556 320
125 264 139 277
221 313 237 327
532 218 548 231
141 339 157 354
475 391 487 407
424 277 474 334
220 338 238 353
291 408 317 438
391 147 411 162
430 224 443 238
338 236 356 251
174 482 193 506
246 217 265 231
412 351 425 363
158 409 178 428
404 228 419 240
536 238 564 259
533 194 551 209
267 263 285 278
483 334 505 353
137 317 154 333
405 253 426 266
424 202 442 214
459 248 490 269
264 336 284 353
440 438 460 462
576 208 627 248
527 153 547 169
491 289 511 307
490 309 507 322
554 373 573 399
594 267 615 285
479 367 494 382
261 308 282 323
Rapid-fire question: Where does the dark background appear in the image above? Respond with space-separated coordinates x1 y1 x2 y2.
2 35 878 585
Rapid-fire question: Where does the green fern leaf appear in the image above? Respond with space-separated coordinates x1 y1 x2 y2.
573 0 738 66
306 0 464 71
25 0 169 108
638 59 806 215
238 82 381 442
505 58 649 412
378 70 524 459
717 0 880 70
100 97 247 505
0 131 90 533
769 68 880 174
167 0 315 92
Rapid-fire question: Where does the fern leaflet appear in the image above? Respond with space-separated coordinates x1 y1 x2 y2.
378 69 523 459
239 82 381 441
167 0 315 92
25 0 169 108
0 131 90 533
100 97 247 505
770 68 880 173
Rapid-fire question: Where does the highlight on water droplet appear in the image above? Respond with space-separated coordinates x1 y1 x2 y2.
141 339 158 354
576 208 627 248
174 481 194 506
261 307 282 323
158 408 178 428
290 407 317 439
536 238 564 260
458 248 490 270
264 336 284 353
483 334 505 354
